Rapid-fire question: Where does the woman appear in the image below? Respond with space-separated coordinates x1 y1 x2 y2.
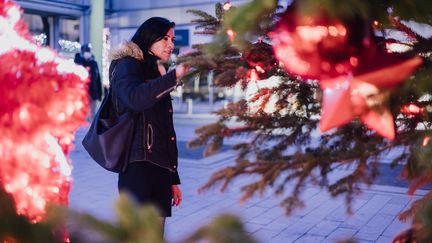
108 17 188 233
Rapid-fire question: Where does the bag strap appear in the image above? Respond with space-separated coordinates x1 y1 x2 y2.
108 61 138 118
108 61 122 117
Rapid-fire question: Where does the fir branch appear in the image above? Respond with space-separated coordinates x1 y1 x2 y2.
399 190 432 222
183 214 258 243
389 16 427 41
215 2 223 21
185 0 432 229
187 10 219 23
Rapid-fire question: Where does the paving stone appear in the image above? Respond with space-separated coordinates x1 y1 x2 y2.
279 221 316 235
387 195 411 205
248 216 274 225
376 235 394 242
357 193 375 200
262 216 298 233
300 195 345 223
244 222 263 233
356 240 374 243
361 213 395 233
294 234 325 242
379 202 407 216
271 233 303 243
325 199 368 222
262 221 289 233
341 195 392 228
307 220 340 236
252 228 280 241
382 218 411 237
262 206 286 220
240 206 269 220
292 190 332 217
354 231 381 241
241 197 266 208
257 197 280 208
325 228 357 242
69 123 421 243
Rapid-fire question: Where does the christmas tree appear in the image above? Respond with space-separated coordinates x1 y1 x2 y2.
0 0 258 242
179 1 432 241
2 0 432 241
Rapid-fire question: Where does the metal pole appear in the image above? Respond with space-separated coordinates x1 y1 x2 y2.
187 98 193 116
90 0 104 67
207 70 214 110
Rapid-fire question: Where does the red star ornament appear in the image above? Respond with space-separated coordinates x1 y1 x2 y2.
319 54 422 139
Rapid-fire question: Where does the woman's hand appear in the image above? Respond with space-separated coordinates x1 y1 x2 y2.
172 185 182 207
175 63 189 80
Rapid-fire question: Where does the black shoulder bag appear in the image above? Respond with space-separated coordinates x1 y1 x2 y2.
82 89 135 173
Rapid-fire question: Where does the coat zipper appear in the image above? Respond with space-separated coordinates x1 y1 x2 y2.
147 123 153 152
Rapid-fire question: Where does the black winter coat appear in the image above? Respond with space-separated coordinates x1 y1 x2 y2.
108 42 180 184
74 53 103 101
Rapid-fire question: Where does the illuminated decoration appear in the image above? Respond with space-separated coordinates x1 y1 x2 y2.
249 68 258 82
226 28 235 42
242 41 279 80
386 41 412 53
102 27 111 88
245 76 284 115
319 55 422 139
268 2 423 139
58 39 80 54
401 103 424 116
32 33 47 46
223 1 232 11
269 3 372 80
0 0 89 221
423 136 430 147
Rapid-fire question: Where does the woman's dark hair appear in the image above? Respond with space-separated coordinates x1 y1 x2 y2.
131 17 175 55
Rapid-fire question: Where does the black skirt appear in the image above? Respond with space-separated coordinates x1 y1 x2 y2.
118 161 173 217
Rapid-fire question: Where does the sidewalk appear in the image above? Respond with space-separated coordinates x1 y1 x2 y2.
171 98 225 116
69 116 425 243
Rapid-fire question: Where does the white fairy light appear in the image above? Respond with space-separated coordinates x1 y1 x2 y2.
44 133 72 177
6 6 20 25
36 48 55 63
55 58 89 81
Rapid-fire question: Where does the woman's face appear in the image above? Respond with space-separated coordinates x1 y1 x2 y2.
149 28 175 62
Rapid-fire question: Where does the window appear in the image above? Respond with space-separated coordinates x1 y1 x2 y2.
23 13 51 46
58 17 80 57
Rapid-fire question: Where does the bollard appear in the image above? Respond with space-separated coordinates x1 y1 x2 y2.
187 98 193 116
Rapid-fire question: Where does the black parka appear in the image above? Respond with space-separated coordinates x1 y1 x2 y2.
74 53 103 101
108 42 180 184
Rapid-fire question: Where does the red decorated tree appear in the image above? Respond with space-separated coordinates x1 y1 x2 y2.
0 0 89 241
180 1 432 241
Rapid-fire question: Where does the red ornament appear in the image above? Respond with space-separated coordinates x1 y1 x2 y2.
269 3 372 80
0 0 89 221
242 41 279 80
319 53 422 139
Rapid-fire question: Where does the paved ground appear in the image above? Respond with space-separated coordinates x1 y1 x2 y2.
69 113 427 243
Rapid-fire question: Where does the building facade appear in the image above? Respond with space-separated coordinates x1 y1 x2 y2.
105 0 248 53
16 0 97 58
17 0 248 99
17 0 248 56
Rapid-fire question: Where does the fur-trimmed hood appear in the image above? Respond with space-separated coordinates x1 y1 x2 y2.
109 42 144 61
